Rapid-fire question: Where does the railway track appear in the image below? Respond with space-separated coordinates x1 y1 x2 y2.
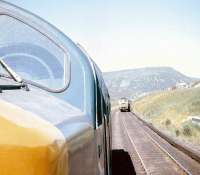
112 111 146 174
112 111 200 175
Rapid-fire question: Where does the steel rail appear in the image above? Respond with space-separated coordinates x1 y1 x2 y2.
121 113 149 175
128 112 192 175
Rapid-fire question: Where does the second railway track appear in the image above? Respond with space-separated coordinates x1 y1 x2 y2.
115 111 200 175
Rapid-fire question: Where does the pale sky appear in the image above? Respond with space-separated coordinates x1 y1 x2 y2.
5 0 200 77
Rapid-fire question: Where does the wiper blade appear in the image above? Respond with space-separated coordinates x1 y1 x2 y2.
0 84 26 92
0 59 29 92
0 59 22 83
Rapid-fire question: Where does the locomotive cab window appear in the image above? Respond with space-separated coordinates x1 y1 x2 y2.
96 78 103 126
0 15 69 92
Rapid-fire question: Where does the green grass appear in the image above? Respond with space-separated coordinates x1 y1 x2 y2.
133 87 200 145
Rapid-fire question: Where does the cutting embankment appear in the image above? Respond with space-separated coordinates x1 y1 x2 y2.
133 87 200 145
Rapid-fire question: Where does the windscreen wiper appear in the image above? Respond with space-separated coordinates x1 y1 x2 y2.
0 59 29 92
0 59 22 83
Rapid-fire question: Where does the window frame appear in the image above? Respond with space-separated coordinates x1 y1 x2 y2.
0 4 71 93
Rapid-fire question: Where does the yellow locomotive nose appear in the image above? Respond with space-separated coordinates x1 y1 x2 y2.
0 100 68 175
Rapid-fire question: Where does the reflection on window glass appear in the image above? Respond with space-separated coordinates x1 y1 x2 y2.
0 15 67 90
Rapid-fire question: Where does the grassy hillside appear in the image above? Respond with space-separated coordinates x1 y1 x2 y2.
133 87 200 145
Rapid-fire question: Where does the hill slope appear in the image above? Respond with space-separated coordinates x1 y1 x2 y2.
103 67 194 99
134 87 200 145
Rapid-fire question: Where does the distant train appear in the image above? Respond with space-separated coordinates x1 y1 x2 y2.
118 97 131 112
0 1 111 175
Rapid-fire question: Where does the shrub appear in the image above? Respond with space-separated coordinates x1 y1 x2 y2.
182 125 192 137
165 119 171 127
175 129 180 137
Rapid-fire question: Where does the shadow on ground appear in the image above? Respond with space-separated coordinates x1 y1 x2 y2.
112 149 136 175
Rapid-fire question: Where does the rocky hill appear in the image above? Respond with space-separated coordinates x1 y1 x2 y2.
103 67 195 100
